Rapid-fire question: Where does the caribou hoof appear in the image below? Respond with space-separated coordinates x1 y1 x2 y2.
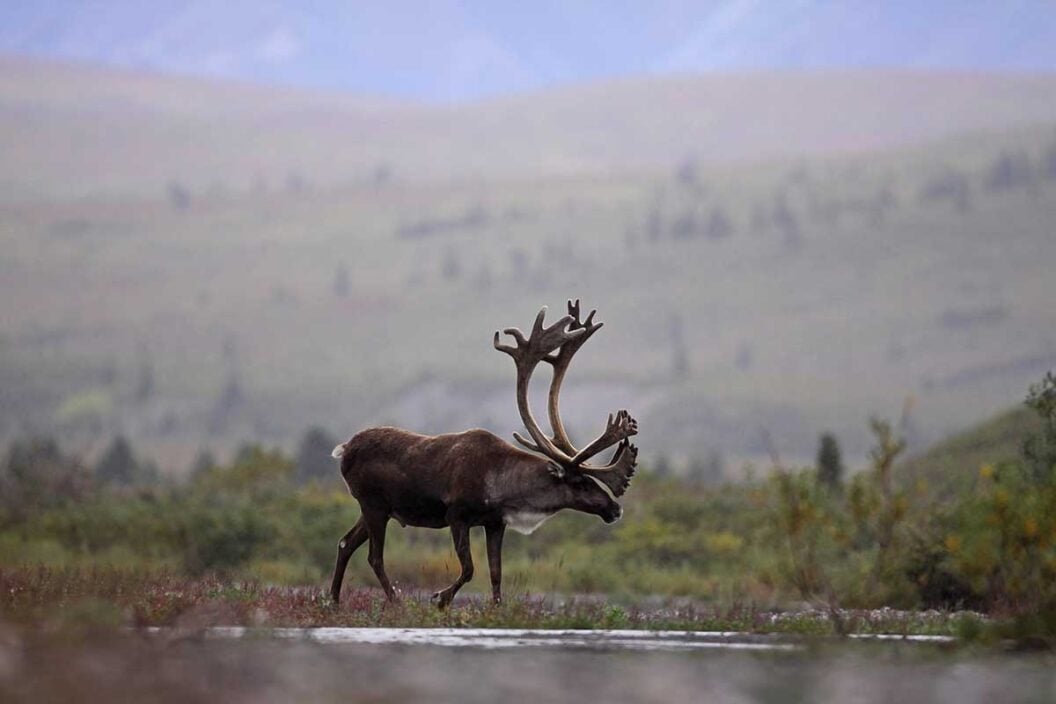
431 590 453 609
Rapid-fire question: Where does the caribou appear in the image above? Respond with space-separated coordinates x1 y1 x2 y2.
329 300 639 607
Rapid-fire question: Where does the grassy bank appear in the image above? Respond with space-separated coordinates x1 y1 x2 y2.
0 566 980 637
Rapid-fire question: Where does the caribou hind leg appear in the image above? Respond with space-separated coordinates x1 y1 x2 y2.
363 509 397 601
432 521 474 609
330 518 368 604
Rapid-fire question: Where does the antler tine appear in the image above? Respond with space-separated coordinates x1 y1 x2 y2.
569 409 638 465
579 440 639 497
565 298 599 333
495 307 584 362
493 329 522 356
512 431 542 452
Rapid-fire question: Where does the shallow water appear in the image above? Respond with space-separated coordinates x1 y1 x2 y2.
198 626 953 652
4 627 1055 703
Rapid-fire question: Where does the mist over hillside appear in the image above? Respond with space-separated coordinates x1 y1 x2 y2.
5 58 1056 203
1 59 1056 474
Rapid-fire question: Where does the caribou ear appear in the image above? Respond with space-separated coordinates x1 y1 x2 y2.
546 461 566 479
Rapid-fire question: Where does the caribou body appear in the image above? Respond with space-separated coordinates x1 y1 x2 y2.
330 301 638 607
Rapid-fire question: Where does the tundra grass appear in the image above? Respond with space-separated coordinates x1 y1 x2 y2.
0 566 984 638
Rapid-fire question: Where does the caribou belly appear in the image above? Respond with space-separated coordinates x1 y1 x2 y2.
503 510 555 535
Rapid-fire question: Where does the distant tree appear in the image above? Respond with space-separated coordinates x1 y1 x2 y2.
134 347 155 404
134 365 154 403
509 248 529 280
623 225 639 252
190 448 216 480
1024 371 1056 483
687 451 725 486
233 443 261 466
750 201 769 233
99 360 117 386
652 454 671 479
669 209 699 239
918 169 971 213
1044 142 1056 180
706 207 733 240
1 437 92 520
669 314 690 379
208 373 245 436
96 435 140 486
463 203 490 228
886 339 907 363
333 262 351 298
646 195 664 242
221 337 238 366
735 342 754 372
868 183 897 226
675 156 699 188
985 150 1035 192
474 261 493 291
372 163 392 188
816 432 844 490
876 182 897 209
441 247 462 280
296 426 339 484
158 409 179 436
167 180 191 211
269 284 297 306
285 170 306 194
772 193 801 252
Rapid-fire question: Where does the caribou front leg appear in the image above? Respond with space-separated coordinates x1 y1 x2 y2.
433 521 474 609
485 522 505 604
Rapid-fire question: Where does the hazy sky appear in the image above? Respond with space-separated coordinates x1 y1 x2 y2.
2 1 1055 102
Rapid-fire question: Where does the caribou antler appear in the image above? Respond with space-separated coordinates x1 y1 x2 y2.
495 301 639 496
545 299 603 455
494 306 585 465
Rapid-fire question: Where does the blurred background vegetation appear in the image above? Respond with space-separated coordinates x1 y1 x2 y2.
2 373 1054 619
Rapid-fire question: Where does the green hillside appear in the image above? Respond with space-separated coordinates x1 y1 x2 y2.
899 405 1042 495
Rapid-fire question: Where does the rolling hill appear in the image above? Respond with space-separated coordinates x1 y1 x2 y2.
898 405 1042 496
1 59 1055 474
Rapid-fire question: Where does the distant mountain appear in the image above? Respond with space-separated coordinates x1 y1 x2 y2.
1 1 1055 102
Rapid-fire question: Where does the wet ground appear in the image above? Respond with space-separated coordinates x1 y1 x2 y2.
3 627 1055 703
